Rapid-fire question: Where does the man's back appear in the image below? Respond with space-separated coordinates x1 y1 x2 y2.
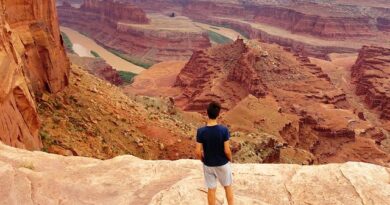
196 125 229 167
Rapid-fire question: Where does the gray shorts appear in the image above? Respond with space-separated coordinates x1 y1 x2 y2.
203 162 233 189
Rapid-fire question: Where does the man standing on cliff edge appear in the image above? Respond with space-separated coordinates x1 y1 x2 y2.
195 102 234 205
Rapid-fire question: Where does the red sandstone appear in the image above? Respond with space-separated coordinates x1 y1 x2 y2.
0 0 70 150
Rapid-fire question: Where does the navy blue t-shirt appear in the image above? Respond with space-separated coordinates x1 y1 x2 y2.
196 125 230 167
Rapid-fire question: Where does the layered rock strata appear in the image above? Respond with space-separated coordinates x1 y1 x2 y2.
58 0 211 63
0 0 70 150
172 39 390 165
126 0 390 59
351 46 390 120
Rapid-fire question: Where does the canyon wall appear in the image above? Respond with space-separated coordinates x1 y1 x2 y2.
188 16 357 59
351 46 390 120
0 0 70 150
173 39 389 165
250 6 375 38
81 0 150 24
124 0 389 59
127 0 388 38
58 0 211 63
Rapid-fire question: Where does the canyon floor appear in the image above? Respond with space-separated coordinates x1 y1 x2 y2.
1 142 390 205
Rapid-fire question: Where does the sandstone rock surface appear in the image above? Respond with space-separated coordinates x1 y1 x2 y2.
0 142 389 205
0 0 70 150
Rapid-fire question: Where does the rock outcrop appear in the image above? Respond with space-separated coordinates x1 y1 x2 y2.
129 39 390 165
174 39 267 111
68 54 123 85
0 0 70 150
58 1 211 63
351 46 390 120
1 142 390 205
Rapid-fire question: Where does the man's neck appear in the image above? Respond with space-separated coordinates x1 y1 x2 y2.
207 119 218 126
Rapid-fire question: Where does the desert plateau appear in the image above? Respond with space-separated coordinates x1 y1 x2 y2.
0 0 389 204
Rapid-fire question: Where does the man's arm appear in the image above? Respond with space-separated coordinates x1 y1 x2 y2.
224 140 233 162
195 142 203 161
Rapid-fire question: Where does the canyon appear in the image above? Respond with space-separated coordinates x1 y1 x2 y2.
128 39 390 166
0 0 390 204
126 0 390 59
57 0 390 62
57 0 211 65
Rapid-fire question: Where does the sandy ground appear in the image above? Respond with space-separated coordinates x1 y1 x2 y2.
61 26 145 74
119 14 203 33
124 61 186 96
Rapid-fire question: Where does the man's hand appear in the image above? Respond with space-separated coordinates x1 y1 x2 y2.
224 140 233 162
195 142 204 162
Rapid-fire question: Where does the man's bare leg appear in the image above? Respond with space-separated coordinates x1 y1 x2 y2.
224 186 234 205
207 188 217 205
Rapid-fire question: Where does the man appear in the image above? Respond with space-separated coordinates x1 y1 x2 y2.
195 102 234 205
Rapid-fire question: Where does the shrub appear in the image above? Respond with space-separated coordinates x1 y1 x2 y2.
118 71 137 84
108 49 153 69
61 32 74 53
90 50 100 58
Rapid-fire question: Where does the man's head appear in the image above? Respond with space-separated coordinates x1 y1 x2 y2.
207 102 221 119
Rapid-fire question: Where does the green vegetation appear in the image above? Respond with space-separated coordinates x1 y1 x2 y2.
90 50 100 58
118 71 137 84
206 22 250 39
61 32 74 53
108 49 153 69
39 130 53 152
207 30 234 44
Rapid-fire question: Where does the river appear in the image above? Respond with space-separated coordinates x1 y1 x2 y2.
60 26 145 74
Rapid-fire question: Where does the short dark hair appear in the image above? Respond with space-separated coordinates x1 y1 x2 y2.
207 102 221 119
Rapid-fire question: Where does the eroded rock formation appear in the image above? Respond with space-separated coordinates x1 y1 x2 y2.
351 46 390 120
0 0 70 150
130 39 390 165
58 0 211 63
1 142 390 204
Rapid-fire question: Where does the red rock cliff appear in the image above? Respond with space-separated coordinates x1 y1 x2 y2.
0 0 70 150
81 0 149 24
351 46 390 120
